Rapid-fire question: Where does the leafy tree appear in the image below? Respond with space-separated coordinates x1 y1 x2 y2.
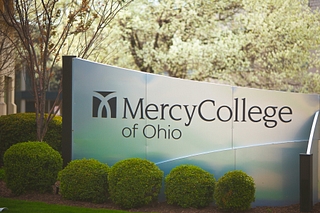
230 0 320 92
112 0 320 93
0 0 132 141
114 0 242 79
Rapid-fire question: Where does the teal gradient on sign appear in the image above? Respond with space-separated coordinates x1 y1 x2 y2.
71 58 320 206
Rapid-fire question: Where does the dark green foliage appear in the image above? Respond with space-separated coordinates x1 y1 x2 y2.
0 168 4 181
3 141 63 195
108 158 163 209
43 115 62 151
0 113 62 166
165 165 216 208
214 170 255 211
58 159 109 203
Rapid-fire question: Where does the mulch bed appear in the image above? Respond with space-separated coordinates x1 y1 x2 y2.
0 181 319 212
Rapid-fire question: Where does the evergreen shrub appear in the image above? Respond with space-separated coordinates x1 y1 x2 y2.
3 141 62 195
0 168 4 181
58 158 109 203
108 158 163 209
214 170 255 211
165 164 216 208
0 113 62 166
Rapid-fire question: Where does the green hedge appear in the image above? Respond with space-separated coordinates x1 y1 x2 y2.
58 159 110 203
0 113 62 166
214 170 255 211
3 141 62 195
165 165 216 208
108 158 163 209
0 168 4 181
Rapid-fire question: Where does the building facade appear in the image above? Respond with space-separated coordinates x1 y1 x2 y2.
0 0 16 116
14 66 59 113
310 0 320 9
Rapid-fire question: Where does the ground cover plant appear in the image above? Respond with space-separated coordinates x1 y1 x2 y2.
0 167 319 212
0 197 138 213
0 140 312 213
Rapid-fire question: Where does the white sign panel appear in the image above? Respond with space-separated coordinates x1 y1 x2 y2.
71 58 319 206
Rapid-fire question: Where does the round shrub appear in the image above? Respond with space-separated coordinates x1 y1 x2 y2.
0 113 62 166
165 165 216 208
214 170 255 211
3 141 62 195
0 168 4 181
108 158 163 209
58 159 109 203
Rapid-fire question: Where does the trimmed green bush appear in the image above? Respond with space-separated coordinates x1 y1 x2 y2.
165 165 216 208
3 141 62 195
0 113 62 166
214 170 255 211
58 159 109 203
108 158 163 209
0 168 4 181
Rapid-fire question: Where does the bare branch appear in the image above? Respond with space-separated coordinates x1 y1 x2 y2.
0 0 132 141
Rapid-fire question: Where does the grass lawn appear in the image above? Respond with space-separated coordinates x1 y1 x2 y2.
0 197 149 213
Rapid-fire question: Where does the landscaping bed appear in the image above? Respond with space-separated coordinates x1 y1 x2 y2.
0 181 318 212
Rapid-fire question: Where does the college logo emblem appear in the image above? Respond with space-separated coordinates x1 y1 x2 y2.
92 91 117 118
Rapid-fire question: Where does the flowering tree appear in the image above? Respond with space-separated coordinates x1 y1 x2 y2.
231 0 320 92
0 0 132 141
112 0 320 92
